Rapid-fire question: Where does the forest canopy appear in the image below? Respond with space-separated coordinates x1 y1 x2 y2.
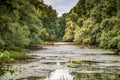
0 0 120 49
63 0 120 49
0 0 61 49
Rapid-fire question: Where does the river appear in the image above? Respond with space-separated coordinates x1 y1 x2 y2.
1 42 120 80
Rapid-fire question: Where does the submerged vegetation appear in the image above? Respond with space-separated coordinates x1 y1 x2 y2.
71 71 120 80
68 60 120 80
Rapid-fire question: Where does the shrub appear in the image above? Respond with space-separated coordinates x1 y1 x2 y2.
0 50 29 62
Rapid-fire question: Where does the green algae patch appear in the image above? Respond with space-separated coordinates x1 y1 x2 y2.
71 71 120 80
67 60 98 68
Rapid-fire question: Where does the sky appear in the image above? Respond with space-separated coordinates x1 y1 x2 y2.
43 0 79 16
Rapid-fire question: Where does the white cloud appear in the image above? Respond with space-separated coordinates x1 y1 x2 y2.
43 0 78 16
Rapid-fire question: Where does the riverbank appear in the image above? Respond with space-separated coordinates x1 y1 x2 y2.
0 42 54 64
0 50 31 65
0 50 30 76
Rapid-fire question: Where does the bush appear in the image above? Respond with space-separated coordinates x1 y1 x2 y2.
0 37 5 48
1 22 30 48
0 51 29 62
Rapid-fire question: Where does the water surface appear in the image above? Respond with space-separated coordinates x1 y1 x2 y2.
1 42 120 80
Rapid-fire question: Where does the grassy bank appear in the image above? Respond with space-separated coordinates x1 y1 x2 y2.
0 49 32 77
40 42 54 45
0 50 31 64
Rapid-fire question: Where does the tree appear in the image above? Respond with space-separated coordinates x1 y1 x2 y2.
63 0 120 49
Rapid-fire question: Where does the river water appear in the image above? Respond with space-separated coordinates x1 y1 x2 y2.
1 42 120 80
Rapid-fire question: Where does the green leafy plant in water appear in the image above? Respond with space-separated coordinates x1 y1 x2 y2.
67 60 88 68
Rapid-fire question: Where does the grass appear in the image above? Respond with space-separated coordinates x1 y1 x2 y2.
40 41 54 45
0 50 31 63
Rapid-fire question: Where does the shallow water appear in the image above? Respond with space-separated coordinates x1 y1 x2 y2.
1 42 120 80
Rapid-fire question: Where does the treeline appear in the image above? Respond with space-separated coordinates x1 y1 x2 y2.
1 0 120 50
0 0 61 49
63 0 120 49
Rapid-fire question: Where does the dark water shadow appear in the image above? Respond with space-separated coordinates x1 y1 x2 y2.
16 76 45 80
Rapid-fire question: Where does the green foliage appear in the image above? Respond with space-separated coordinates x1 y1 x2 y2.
99 18 120 49
63 0 120 49
1 0 120 50
0 0 58 49
40 42 54 45
0 37 5 48
63 20 79 42
0 50 30 63
74 18 96 45
6 22 30 47
55 13 68 40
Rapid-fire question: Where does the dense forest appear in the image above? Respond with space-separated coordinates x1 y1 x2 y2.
0 0 120 50
63 0 120 49
0 0 63 50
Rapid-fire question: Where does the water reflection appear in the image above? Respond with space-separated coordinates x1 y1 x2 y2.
45 69 73 80
1 43 120 80
68 60 120 80
45 60 120 80
45 68 120 80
